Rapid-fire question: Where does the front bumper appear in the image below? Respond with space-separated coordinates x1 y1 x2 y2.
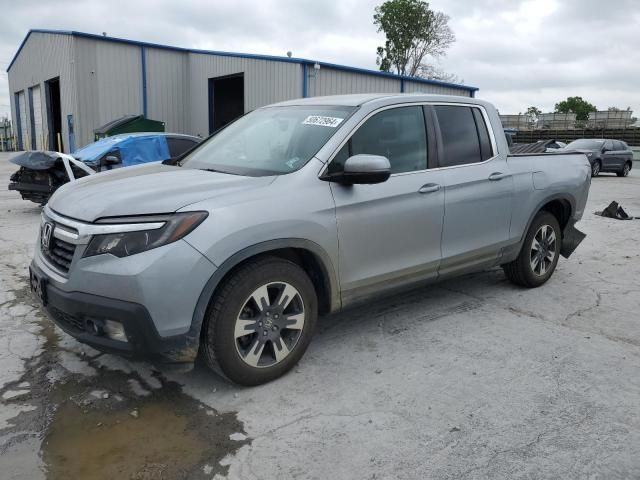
31 208 217 363
31 261 201 363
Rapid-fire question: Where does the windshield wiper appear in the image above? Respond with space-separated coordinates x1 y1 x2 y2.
202 168 233 175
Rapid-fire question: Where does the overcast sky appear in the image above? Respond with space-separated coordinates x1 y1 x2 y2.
1 0 639 121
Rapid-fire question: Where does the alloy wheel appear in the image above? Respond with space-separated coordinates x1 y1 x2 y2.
530 224 557 276
623 164 630 176
234 282 305 368
592 162 600 176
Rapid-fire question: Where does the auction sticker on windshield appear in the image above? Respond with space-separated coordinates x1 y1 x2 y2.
302 116 344 128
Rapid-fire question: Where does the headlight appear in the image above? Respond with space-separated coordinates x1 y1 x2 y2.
83 211 208 258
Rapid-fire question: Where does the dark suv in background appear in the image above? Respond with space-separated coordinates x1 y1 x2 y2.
562 139 634 177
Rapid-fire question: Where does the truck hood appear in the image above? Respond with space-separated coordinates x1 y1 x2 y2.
48 163 275 222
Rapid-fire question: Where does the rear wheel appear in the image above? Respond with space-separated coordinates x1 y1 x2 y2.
591 160 601 177
202 256 317 386
503 211 561 288
617 162 631 177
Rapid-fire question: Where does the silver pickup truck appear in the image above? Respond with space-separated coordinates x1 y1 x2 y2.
29 94 591 385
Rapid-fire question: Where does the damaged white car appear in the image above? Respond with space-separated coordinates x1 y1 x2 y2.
8 133 201 204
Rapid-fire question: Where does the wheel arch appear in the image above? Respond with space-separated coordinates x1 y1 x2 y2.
503 194 576 264
190 239 340 346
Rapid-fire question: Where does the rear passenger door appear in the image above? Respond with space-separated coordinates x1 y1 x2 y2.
434 104 514 276
328 105 446 304
611 141 627 170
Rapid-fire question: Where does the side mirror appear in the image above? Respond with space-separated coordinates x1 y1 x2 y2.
104 155 121 165
329 154 391 185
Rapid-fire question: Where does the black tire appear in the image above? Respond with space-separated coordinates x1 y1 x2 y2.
616 162 631 177
202 256 317 386
503 211 561 288
591 160 601 177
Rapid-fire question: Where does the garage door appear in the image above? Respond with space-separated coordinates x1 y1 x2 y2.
31 85 44 150
18 91 28 151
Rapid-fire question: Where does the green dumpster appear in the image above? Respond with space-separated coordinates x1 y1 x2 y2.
94 115 165 140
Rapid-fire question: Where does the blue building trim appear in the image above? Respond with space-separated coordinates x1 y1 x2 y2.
302 63 309 98
140 46 148 117
27 87 36 149
8 29 479 94
14 92 23 150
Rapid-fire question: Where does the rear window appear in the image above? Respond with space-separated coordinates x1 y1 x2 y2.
435 106 493 167
566 139 604 150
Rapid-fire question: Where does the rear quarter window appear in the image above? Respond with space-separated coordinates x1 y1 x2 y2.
168 137 199 158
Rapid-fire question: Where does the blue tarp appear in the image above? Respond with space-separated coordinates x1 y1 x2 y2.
72 136 126 162
72 135 170 166
118 136 170 166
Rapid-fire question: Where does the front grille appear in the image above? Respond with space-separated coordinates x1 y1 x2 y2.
49 306 85 333
41 235 76 273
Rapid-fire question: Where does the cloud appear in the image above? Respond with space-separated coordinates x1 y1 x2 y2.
1 0 639 121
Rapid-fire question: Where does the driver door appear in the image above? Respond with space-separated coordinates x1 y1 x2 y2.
328 105 445 306
601 140 616 170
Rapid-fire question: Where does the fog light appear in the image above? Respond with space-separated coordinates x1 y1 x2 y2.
103 320 128 342
85 319 103 336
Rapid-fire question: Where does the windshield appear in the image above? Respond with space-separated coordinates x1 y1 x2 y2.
72 136 125 162
180 105 355 176
565 139 604 150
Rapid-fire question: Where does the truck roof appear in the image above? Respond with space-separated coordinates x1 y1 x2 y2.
270 93 488 108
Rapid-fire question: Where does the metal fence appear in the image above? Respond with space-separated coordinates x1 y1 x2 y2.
0 119 15 151
513 128 640 147
501 111 637 132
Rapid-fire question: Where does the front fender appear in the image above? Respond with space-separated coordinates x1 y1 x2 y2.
188 238 341 349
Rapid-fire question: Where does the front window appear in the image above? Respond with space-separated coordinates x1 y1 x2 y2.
328 106 428 175
181 106 355 176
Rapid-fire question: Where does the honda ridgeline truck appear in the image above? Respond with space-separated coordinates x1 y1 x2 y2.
29 94 591 385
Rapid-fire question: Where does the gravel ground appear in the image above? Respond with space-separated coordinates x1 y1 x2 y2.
0 152 639 479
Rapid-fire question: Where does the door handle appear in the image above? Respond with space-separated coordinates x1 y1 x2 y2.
488 172 510 181
418 183 441 194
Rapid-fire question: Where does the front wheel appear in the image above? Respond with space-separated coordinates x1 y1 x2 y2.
503 211 561 288
202 256 317 386
591 160 601 177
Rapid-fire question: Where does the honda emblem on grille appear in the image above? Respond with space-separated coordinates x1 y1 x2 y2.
41 222 54 251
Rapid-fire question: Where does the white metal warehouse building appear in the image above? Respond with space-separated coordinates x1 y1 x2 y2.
7 29 478 153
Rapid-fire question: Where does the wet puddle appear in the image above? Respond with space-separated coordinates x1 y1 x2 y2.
1 284 247 479
42 376 245 480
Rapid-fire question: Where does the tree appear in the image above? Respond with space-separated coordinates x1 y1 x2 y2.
414 64 461 83
554 96 597 121
374 0 455 77
525 106 542 126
